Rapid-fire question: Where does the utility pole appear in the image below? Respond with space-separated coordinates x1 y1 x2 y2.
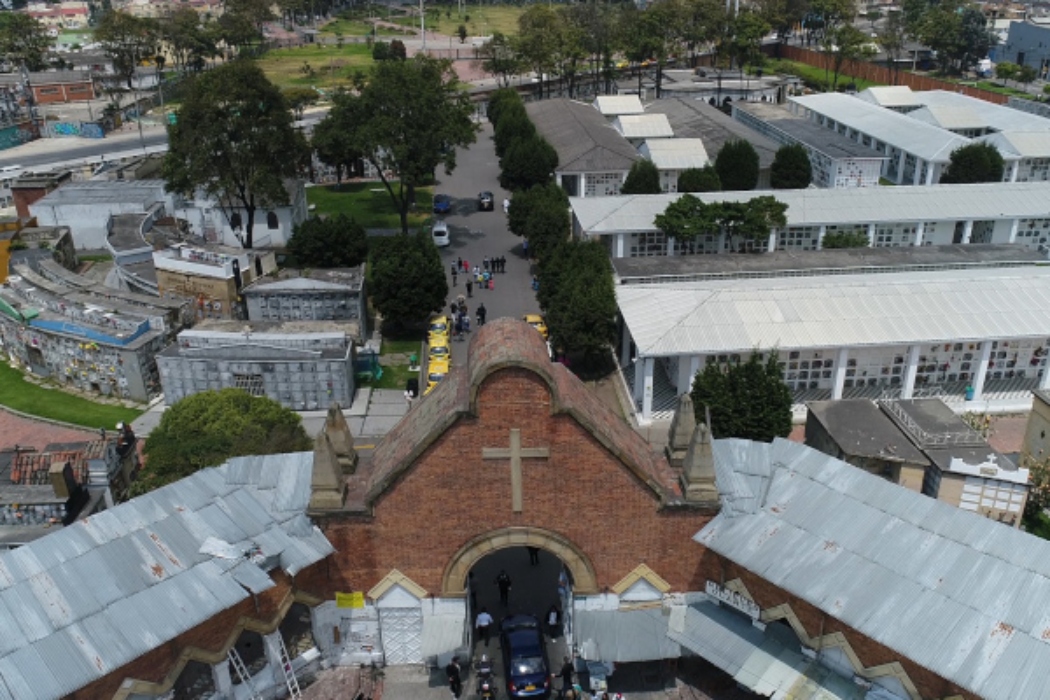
420 0 426 52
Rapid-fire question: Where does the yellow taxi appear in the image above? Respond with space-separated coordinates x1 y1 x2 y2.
428 336 452 364
425 358 450 395
522 314 548 340
428 315 450 342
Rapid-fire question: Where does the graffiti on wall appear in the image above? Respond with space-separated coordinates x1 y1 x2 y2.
48 121 81 137
0 124 37 151
80 122 104 139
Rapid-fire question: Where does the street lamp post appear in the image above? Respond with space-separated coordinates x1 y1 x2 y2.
420 0 426 52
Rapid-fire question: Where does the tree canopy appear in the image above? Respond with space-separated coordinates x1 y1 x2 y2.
508 183 570 264
368 230 448 329
0 12 51 72
163 60 305 248
500 134 558 192
678 165 722 193
690 352 792 442
822 230 870 248
540 240 617 362
478 32 524 88
134 389 312 496
315 56 477 234
655 194 787 250
95 10 159 89
770 144 812 189
287 214 368 268
940 142 1005 184
621 159 661 195
715 140 760 191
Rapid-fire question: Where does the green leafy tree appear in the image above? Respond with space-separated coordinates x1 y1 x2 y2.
493 106 535 159
95 10 159 89
715 139 760 191
677 165 722 192
369 230 448 329
340 56 478 234
161 7 216 73
478 32 523 87
1018 64 1038 90
877 11 908 85
940 142 1005 184
217 0 273 52
770 144 812 189
542 240 617 363
517 4 561 99
996 61 1019 85
287 214 368 267
1023 453 1050 525
691 351 792 442
500 134 558 191
730 9 770 73
312 92 365 184
283 86 319 120
487 87 524 129
457 23 468 43
822 230 870 248
508 182 568 239
654 193 722 243
163 60 306 248
389 39 407 60
825 24 874 91
621 159 661 194
655 195 786 251
133 389 312 496
0 12 52 72
509 182 569 263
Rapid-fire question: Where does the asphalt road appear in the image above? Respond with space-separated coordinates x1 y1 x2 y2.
0 129 170 169
435 121 544 367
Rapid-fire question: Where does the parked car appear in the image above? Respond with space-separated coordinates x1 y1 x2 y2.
478 191 494 211
432 220 450 248
522 314 548 340
428 315 450 342
428 337 451 364
499 615 551 699
425 358 449 395
433 194 453 214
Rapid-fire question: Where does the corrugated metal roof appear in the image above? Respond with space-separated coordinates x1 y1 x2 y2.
790 93 970 161
615 114 675 139
618 266 1050 356
639 139 709 170
575 608 682 662
0 451 333 699
594 95 645 116
698 438 1050 700
856 86 922 108
980 130 1050 158
913 90 1050 134
571 181 1050 235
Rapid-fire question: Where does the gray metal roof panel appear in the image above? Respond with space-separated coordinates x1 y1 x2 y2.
668 602 765 675
230 560 276 595
575 607 681 662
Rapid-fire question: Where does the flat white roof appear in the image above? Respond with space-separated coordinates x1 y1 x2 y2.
909 104 987 131
639 138 709 170
913 90 1050 133
618 266 1050 356
614 113 675 139
856 86 922 108
979 130 1050 158
571 181 1050 234
594 95 645 116
790 93 971 162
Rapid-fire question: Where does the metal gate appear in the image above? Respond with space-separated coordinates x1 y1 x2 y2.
379 607 424 665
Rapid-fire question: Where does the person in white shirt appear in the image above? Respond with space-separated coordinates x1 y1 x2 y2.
476 607 494 646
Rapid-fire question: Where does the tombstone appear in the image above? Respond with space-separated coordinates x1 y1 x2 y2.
665 393 696 470
680 420 718 503
324 402 358 473
309 432 347 511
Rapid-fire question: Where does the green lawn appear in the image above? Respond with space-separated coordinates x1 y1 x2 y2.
256 43 374 91
762 59 881 93
0 362 142 429
392 4 526 37
357 336 424 390
320 17 408 36
970 80 1036 99
306 182 433 230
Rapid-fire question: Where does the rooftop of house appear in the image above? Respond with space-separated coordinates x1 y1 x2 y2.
30 179 166 207
594 94 645 117
733 102 889 160
525 98 640 174
614 113 675 139
806 399 928 465
643 98 779 168
241 266 366 294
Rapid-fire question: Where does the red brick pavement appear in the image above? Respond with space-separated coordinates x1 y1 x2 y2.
0 408 94 452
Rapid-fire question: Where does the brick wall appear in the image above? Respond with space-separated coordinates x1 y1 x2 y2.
699 550 978 700
317 368 715 597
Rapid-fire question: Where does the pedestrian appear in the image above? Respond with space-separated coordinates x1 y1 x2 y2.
446 656 463 700
527 546 539 565
547 603 561 638
498 256 505 273
457 256 463 272
451 266 457 287
404 388 414 408
454 314 464 340
495 569 512 606
450 302 457 316
483 256 490 272
503 197 510 214
459 299 468 315
477 303 487 326
466 279 473 298
522 238 529 258
560 656 575 699
462 258 469 273
476 607 494 646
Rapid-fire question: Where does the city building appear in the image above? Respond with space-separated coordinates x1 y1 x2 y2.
525 98 639 198
24 1 90 29
0 70 94 105
1001 19 1050 78
806 398 1028 526
612 113 675 147
570 181 1050 257
151 242 277 320
636 138 709 193
243 266 367 340
9 169 72 217
732 101 888 188
643 98 779 189
156 319 357 410
612 246 1050 421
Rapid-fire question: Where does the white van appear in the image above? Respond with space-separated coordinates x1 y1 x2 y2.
432 220 450 248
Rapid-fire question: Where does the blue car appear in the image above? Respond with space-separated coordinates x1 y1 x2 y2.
499 615 551 699
433 194 453 214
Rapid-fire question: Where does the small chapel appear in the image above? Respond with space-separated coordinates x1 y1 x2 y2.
3 319 1048 700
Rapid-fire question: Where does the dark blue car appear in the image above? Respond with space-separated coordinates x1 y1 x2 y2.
433 194 453 214
499 615 551 699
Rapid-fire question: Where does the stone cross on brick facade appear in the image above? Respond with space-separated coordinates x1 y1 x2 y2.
482 428 549 512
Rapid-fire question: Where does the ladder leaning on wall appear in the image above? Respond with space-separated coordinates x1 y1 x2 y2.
269 634 303 699
227 648 262 700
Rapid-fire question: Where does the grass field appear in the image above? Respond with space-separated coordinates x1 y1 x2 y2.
306 182 434 230
369 337 424 390
0 362 143 429
256 43 374 90
970 80 1036 99
390 4 526 37
762 59 881 93
320 17 408 37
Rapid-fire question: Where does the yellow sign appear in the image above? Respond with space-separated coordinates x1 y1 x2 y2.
336 591 365 608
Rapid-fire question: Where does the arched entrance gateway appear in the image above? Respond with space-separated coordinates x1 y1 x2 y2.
305 319 721 670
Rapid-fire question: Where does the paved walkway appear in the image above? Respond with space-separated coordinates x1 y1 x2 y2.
0 407 95 452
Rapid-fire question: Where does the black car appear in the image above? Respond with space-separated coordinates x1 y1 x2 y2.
478 191 494 211
499 615 551 699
